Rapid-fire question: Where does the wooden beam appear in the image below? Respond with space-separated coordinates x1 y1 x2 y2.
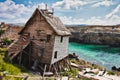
42 64 47 80
49 64 52 72
19 47 23 65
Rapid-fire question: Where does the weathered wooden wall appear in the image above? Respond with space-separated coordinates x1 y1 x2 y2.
21 10 56 64
51 36 69 64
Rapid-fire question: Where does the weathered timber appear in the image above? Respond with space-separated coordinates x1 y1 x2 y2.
6 8 71 75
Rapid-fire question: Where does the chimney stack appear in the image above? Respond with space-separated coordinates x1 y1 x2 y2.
45 4 47 10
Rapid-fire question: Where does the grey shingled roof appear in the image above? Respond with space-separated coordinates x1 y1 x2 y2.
19 8 71 36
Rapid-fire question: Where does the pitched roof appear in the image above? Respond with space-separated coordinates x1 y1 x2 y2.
19 8 71 36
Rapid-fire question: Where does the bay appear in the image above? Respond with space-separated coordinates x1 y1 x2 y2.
69 42 120 70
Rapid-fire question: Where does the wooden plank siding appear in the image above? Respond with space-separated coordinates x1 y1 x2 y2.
20 10 56 64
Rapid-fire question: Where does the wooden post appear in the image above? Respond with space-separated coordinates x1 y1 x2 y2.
19 47 23 65
29 41 32 66
53 63 58 80
49 64 52 72
53 63 58 75
66 59 71 71
42 64 47 80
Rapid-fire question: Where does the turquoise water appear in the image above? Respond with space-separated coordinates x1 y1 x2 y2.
69 42 120 70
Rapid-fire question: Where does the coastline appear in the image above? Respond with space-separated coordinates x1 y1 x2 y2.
69 53 120 80
69 42 120 71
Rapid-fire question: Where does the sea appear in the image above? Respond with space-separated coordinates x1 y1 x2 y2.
69 42 120 70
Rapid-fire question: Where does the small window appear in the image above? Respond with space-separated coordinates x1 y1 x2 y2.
60 36 63 43
47 35 51 42
38 48 44 57
54 51 57 59
40 39 45 41
37 30 41 36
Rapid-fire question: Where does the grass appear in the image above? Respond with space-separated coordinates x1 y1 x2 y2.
107 71 115 75
70 59 105 70
0 48 30 79
61 68 79 77
0 74 23 80
2 38 12 45
0 30 5 36
0 48 22 75
0 52 21 75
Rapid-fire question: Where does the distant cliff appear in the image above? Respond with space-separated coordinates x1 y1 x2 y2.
67 25 120 46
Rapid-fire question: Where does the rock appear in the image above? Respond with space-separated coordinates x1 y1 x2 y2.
69 53 79 60
67 26 120 46
117 67 120 71
112 66 117 71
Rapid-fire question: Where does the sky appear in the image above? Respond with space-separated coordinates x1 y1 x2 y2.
0 0 120 25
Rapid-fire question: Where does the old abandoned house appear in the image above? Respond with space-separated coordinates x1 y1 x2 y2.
7 7 71 75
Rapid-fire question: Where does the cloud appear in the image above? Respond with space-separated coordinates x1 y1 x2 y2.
52 0 115 9
28 0 32 4
0 0 119 25
60 16 120 25
0 0 31 22
106 4 120 18
0 0 46 23
52 0 88 9
92 0 114 7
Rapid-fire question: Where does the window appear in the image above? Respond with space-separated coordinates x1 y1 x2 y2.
38 48 44 57
60 36 63 43
47 35 51 42
40 48 44 54
40 39 45 41
54 51 58 59
37 30 41 36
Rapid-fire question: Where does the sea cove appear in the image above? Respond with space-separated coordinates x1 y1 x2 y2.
69 42 120 70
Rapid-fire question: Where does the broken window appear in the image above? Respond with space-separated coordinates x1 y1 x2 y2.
54 51 57 59
47 35 51 42
60 36 63 43
37 30 41 36
38 48 44 57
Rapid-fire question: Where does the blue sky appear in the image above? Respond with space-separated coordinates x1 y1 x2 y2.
0 0 120 25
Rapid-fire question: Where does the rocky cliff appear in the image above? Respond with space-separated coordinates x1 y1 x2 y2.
67 25 120 46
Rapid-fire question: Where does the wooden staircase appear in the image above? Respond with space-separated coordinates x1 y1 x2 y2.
7 37 30 60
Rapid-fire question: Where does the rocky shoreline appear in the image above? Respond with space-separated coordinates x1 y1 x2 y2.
67 25 120 46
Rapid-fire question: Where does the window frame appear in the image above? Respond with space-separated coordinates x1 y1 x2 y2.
60 36 63 43
47 35 51 42
54 51 58 59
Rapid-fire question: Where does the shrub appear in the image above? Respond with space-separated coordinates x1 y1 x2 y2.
14 64 28 72
2 38 12 45
0 55 21 75
0 48 7 56
70 59 76 63
107 71 115 75
0 62 21 75
0 30 5 36
61 68 79 77
4 76 23 80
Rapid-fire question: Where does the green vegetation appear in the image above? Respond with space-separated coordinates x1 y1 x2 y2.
107 71 115 75
71 78 93 80
0 73 23 80
0 49 21 75
61 68 79 77
2 38 12 45
70 59 104 70
0 30 5 36
0 48 28 75
70 59 86 65
0 48 7 56
4 76 23 80
0 48 29 79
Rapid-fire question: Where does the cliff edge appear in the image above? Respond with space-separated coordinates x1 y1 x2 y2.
67 25 120 46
